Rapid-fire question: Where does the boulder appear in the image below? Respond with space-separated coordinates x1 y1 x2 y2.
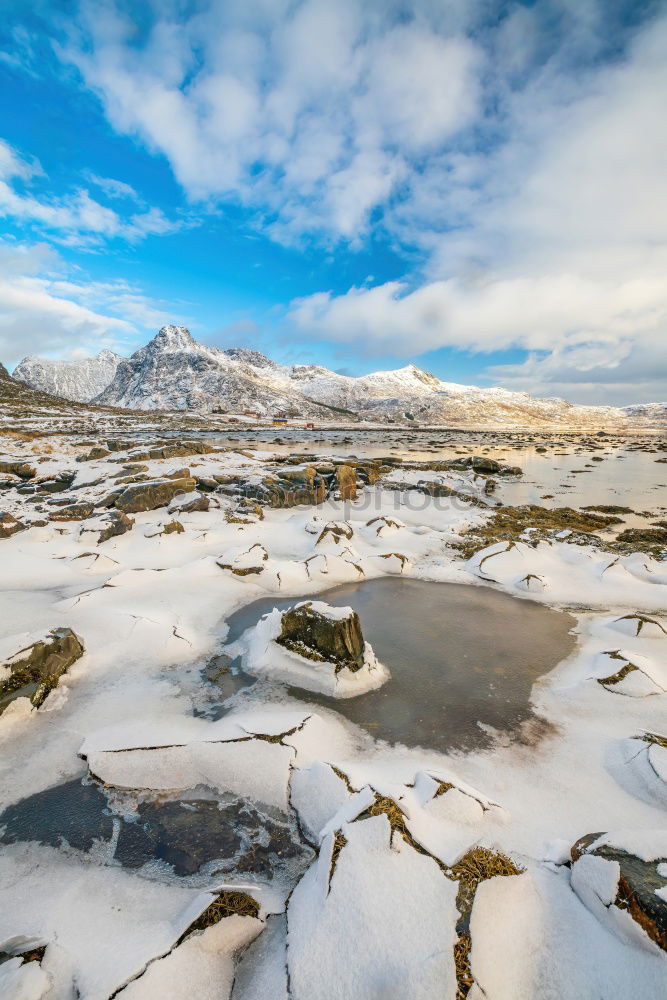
472 456 501 474
217 543 268 576
335 464 357 500
76 446 112 462
98 510 134 544
571 832 667 951
0 627 84 711
277 601 365 671
49 502 95 521
0 461 36 480
169 490 210 513
114 477 197 514
35 470 76 493
0 512 27 539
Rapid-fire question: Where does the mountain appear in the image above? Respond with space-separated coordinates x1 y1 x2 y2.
95 326 323 415
622 402 667 426
13 350 123 403
96 325 651 427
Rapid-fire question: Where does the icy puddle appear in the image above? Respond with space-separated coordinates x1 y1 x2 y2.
0 779 313 882
224 578 577 752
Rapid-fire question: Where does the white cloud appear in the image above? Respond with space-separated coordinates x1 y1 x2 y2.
61 0 482 241
0 138 182 246
85 173 140 201
0 239 183 365
287 7 667 402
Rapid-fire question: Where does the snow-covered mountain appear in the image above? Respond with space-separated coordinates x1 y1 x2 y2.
622 402 667 426
89 324 650 427
13 350 123 403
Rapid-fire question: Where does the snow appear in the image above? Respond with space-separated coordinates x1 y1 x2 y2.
1 422 666 998
116 915 263 1000
468 873 542 999
286 816 459 1000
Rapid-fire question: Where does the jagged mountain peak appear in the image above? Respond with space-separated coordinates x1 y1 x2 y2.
222 347 279 369
13 349 124 403
150 325 198 353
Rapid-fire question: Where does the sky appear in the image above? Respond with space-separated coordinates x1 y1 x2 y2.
0 0 665 406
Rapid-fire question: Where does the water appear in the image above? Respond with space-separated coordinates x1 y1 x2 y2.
0 780 313 881
202 430 667 518
224 578 577 752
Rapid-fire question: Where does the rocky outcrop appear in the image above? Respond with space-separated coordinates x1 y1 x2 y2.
77 446 112 463
0 461 36 480
335 464 357 500
1 511 27 537
114 477 197 514
217 543 268 576
277 602 365 672
0 512 27 539
0 627 84 711
571 832 667 951
97 510 134 544
49 502 95 521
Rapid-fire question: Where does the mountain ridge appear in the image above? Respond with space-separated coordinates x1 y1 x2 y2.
12 326 667 427
13 350 123 403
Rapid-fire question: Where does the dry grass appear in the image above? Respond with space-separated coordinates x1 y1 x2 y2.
180 890 259 941
453 934 474 999
328 831 348 889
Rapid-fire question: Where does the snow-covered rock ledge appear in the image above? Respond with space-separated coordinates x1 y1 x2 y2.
229 601 390 698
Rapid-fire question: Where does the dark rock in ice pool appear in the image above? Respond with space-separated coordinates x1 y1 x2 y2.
0 512 27 539
472 456 501 474
571 832 667 951
277 602 365 671
0 627 84 712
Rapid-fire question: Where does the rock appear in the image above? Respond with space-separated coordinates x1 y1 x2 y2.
217 543 268 575
357 463 381 485
472 456 501 474
571 832 667 951
196 476 219 492
49 502 95 521
98 510 134 544
335 464 357 500
162 520 185 535
0 461 36 480
0 512 27 539
316 521 354 545
76 446 112 462
0 627 84 711
36 470 76 493
114 477 197 514
169 490 210 513
277 601 365 671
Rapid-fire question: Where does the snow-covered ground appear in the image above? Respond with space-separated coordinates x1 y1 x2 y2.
0 427 665 999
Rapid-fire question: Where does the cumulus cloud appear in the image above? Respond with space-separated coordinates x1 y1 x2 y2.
0 239 181 365
60 0 482 242
287 6 667 402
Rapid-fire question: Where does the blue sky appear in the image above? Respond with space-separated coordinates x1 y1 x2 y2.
0 0 665 404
